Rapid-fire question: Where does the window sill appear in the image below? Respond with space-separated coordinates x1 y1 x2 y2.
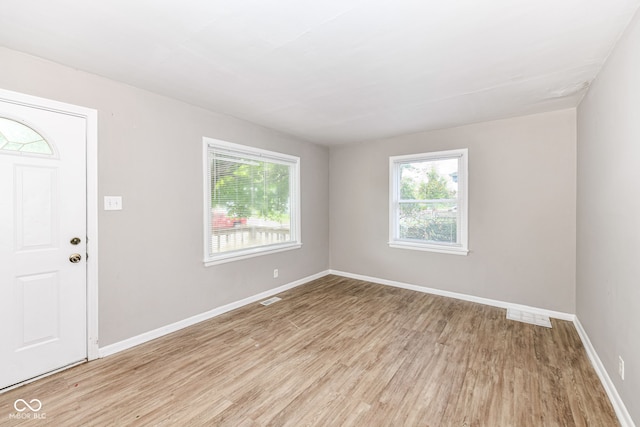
204 243 302 266
388 241 468 256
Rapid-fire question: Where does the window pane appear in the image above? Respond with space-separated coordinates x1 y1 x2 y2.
399 202 458 243
399 158 458 201
0 117 53 155
210 150 292 255
398 157 459 244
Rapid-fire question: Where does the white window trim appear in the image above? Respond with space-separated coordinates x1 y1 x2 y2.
203 137 301 266
389 148 469 256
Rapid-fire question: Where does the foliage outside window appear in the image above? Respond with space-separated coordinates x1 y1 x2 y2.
203 138 301 265
389 149 468 255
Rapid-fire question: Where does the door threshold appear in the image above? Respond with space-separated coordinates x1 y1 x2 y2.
0 359 87 394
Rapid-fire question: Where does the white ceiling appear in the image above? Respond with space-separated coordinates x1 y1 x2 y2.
1 0 639 145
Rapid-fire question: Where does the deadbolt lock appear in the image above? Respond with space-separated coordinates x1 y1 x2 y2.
69 253 82 263
70 237 81 245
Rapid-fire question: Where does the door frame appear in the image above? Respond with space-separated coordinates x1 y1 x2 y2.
0 88 99 361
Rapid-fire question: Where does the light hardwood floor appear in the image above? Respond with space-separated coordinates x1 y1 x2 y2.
1 275 618 426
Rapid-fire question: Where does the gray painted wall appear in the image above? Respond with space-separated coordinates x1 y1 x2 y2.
0 47 330 347
330 110 577 313
577 8 640 424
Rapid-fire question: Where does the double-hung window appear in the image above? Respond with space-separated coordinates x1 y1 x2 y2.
203 138 301 265
389 148 468 255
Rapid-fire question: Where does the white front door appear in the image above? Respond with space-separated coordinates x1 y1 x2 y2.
0 98 87 389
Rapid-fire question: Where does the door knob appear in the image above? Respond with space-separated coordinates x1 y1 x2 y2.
70 237 81 245
69 253 82 263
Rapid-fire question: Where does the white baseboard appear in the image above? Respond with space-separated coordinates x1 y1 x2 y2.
329 270 575 321
99 270 330 358
574 318 635 427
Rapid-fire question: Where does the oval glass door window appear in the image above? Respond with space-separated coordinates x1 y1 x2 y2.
0 117 53 155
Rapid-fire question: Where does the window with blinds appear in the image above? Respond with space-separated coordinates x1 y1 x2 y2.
203 138 301 265
389 148 468 255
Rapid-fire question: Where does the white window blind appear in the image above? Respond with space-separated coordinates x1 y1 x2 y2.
204 138 301 265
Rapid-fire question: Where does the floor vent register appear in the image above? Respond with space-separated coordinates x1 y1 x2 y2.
260 297 282 306
506 308 552 328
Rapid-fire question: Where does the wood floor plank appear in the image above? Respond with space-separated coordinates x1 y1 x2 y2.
0 275 619 426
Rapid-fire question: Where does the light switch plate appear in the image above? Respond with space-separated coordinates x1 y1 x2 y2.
104 196 123 210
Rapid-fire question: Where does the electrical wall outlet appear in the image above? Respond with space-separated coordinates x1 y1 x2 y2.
618 356 625 380
273 269 279 278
